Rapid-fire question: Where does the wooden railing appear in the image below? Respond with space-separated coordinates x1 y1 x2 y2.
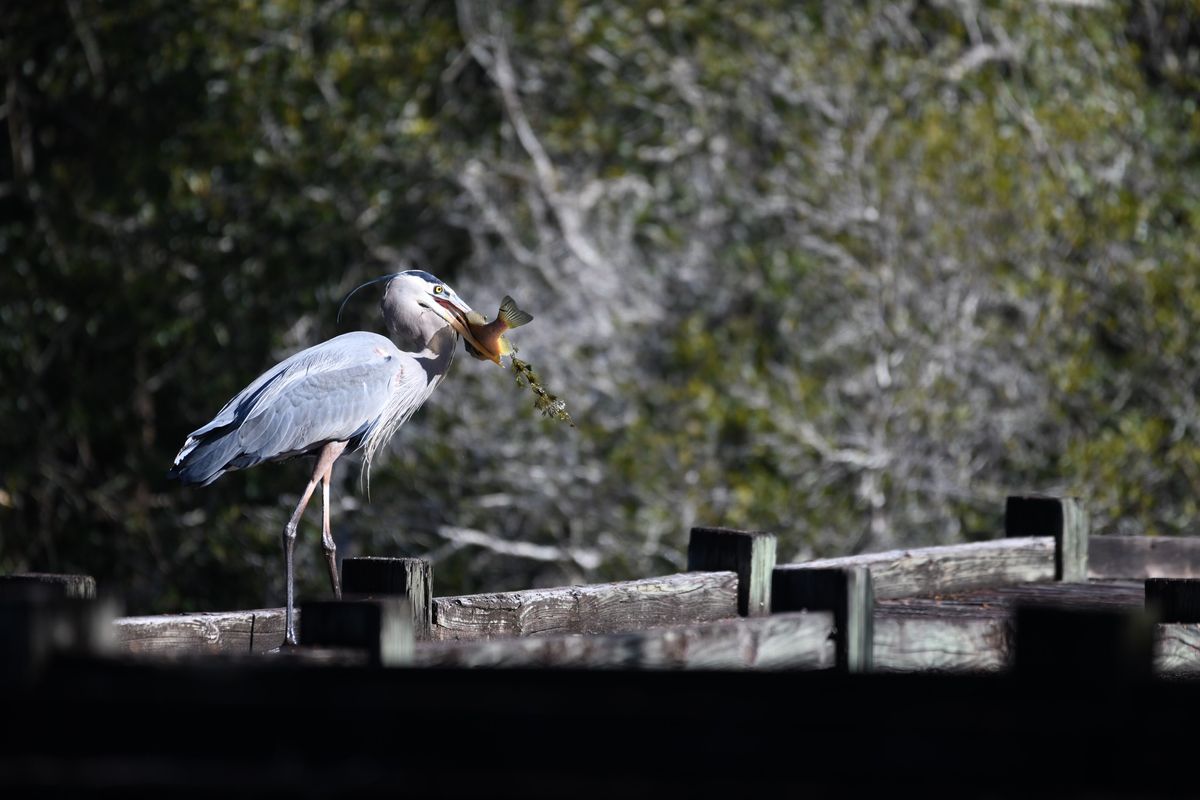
8 494 1200 677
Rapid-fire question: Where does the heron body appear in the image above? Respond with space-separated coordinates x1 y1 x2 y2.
169 331 430 486
169 270 480 645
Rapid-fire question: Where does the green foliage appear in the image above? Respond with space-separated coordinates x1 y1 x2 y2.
2 1 1199 612
0 0 482 609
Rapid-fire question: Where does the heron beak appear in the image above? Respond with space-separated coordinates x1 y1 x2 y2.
433 296 473 335
435 296 499 362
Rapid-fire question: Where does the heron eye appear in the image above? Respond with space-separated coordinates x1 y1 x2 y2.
433 285 444 295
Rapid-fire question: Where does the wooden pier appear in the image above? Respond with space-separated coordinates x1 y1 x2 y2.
6 494 1200 797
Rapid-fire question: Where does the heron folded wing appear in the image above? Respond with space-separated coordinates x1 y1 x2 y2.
170 332 407 482
235 358 404 464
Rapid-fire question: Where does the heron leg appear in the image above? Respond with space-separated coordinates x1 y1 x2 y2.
282 478 319 646
319 441 348 599
280 441 346 646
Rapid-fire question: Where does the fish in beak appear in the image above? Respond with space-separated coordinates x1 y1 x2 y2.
448 295 533 364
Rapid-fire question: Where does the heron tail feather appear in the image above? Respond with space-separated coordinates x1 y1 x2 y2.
167 429 245 486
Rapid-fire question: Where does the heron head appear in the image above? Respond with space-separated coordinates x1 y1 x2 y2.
373 270 471 348
340 269 497 355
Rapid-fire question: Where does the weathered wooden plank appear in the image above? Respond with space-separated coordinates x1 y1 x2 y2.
984 580 1144 609
687 527 776 616
772 566 873 672
431 571 738 641
873 575 1198 677
416 610 836 670
872 612 1010 672
1089 536 1200 580
0 573 96 600
1006 495 1089 581
263 646 368 666
113 608 290 655
872 580 1151 673
342 557 433 640
1155 623 1200 674
778 538 1056 600
875 580 1144 621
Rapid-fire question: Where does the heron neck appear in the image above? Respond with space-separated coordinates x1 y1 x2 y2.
412 325 457 382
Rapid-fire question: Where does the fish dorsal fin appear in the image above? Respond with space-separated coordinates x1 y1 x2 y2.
498 295 534 328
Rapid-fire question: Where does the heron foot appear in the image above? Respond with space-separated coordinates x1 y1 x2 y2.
324 545 342 600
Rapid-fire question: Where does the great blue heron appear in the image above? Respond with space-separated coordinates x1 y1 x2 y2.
168 270 485 645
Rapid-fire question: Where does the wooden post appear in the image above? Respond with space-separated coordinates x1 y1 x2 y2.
1013 605 1153 679
772 566 873 672
299 598 413 666
0 591 116 683
0 573 96 600
341 557 432 640
1145 579 1200 623
687 527 776 617
1005 495 1088 582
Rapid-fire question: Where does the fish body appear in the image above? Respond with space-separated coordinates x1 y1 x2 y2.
463 295 533 364
455 294 572 427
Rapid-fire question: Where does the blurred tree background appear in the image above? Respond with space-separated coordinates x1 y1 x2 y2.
2 0 1199 613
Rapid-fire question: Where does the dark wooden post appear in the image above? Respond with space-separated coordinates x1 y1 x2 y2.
772 566 873 672
341 557 432 640
1013 605 1153 679
299 598 413 666
0 573 96 599
1005 495 1088 582
1145 578 1200 622
687 527 776 617
0 582 116 683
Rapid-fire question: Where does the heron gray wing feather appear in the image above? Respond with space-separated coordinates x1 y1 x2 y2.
173 332 406 469
235 359 401 461
231 335 407 458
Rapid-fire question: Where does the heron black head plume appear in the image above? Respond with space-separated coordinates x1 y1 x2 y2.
337 273 401 326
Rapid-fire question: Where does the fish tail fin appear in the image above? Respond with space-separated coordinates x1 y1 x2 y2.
498 295 533 329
